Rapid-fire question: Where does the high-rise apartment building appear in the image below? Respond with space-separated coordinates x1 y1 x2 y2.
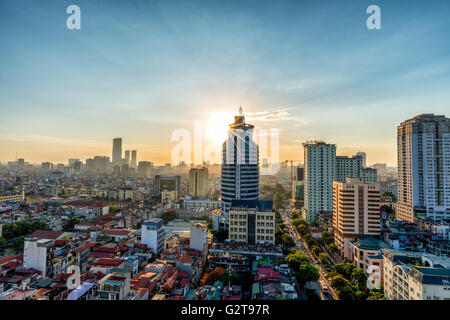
220 108 259 229
336 155 363 182
397 114 450 222
137 161 152 177
41 162 53 172
130 150 137 168
303 141 336 224
333 178 381 260
112 138 122 165
17 158 25 171
356 151 367 168
189 167 209 198
124 150 130 165
93 156 109 172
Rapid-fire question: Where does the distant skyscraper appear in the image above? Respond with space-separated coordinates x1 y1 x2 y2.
17 158 24 171
112 138 122 165
220 107 259 229
93 156 109 172
138 161 152 177
397 114 450 222
121 163 129 177
68 158 80 167
86 159 94 171
303 141 336 224
124 150 130 165
131 150 137 168
189 167 209 198
41 162 53 172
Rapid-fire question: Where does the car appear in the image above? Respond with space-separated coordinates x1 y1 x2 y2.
319 280 329 293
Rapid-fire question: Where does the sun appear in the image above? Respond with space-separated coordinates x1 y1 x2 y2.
204 111 234 145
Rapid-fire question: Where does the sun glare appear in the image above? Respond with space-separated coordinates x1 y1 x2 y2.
205 111 234 145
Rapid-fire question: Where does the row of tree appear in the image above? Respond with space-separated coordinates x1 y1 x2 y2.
325 263 385 300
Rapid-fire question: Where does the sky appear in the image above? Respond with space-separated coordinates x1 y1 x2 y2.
1 0 450 166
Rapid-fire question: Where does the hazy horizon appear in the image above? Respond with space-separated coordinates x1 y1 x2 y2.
2 0 450 167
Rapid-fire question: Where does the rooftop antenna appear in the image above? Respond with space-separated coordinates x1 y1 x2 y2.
239 106 243 116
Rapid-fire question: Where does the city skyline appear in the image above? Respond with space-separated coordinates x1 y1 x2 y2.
2 1 450 166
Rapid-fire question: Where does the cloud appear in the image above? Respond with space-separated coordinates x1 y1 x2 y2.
245 109 308 127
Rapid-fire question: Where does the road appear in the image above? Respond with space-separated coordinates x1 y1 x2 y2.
282 212 338 300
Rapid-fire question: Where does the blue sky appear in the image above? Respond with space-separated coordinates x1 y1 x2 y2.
1 0 450 165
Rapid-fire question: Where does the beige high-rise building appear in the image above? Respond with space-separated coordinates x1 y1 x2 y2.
397 114 450 223
189 167 209 198
333 178 381 260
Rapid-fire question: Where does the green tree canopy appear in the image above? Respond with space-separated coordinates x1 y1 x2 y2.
273 192 284 209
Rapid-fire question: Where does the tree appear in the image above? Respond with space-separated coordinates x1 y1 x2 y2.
161 210 177 223
281 233 295 250
367 289 386 300
291 210 299 220
273 192 283 209
200 267 226 286
311 245 321 256
326 243 337 254
63 216 81 232
292 218 308 228
212 229 228 242
319 252 329 265
286 251 319 287
334 263 355 280
286 251 310 270
109 205 119 213
295 263 320 287
297 224 308 236
352 268 368 291
321 231 332 245
330 275 356 300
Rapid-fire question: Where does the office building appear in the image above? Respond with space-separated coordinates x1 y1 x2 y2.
220 108 259 229
333 178 381 260
112 138 122 165
228 200 275 245
303 141 336 224
397 114 450 222
153 175 181 197
189 167 209 198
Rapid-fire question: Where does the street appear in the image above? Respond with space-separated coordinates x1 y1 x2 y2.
282 211 338 300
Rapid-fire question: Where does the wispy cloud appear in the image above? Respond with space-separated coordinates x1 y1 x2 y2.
245 109 308 127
